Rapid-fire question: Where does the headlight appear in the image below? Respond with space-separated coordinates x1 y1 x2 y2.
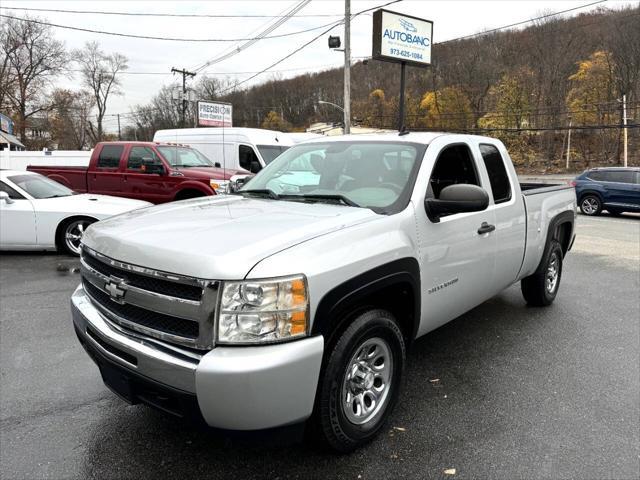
210 179 230 194
217 275 308 344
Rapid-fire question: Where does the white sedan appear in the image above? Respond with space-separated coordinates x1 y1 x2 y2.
0 170 151 255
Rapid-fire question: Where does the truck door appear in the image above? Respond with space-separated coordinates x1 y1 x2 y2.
476 142 526 291
413 138 497 335
123 145 170 203
0 180 36 246
88 144 124 196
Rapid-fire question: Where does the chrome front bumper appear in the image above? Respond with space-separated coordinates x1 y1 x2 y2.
71 284 324 430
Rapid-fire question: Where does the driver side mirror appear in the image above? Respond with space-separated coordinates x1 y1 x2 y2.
425 184 489 223
141 157 165 175
0 191 14 204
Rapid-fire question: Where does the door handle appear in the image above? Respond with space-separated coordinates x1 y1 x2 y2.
477 222 496 235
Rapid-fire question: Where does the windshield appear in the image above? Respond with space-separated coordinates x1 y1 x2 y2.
240 141 424 214
157 146 214 168
8 174 75 199
257 145 289 164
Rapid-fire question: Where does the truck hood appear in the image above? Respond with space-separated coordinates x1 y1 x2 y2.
174 166 245 180
82 195 379 279
41 193 151 217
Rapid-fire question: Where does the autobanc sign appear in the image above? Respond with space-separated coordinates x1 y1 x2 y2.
197 101 233 127
372 9 433 67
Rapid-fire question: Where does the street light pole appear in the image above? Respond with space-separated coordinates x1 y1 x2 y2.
566 117 572 170
343 0 351 135
622 93 628 168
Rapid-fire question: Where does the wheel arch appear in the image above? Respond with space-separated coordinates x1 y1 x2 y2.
546 210 574 256
55 214 99 247
174 181 214 200
311 258 421 347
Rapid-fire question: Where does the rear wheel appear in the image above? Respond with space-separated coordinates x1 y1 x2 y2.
580 195 602 216
315 309 405 452
57 217 96 256
521 240 563 306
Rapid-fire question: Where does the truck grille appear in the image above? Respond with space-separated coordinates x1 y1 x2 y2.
80 246 218 350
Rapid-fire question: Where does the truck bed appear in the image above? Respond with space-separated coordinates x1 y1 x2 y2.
27 165 88 192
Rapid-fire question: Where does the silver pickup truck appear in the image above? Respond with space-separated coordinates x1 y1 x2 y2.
71 132 576 451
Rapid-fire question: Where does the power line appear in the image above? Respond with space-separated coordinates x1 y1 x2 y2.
436 0 608 45
215 0 403 96
0 12 341 42
193 0 313 71
0 5 344 18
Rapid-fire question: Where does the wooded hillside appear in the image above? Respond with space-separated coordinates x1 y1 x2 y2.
135 4 638 172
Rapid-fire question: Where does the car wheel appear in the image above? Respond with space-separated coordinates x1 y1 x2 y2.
57 217 96 256
580 195 602 216
316 309 405 452
606 208 623 216
521 240 563 307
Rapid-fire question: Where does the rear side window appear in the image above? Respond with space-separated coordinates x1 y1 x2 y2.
586 171 605 181
97 145 123 169
479 144 511 204
127 146 160 170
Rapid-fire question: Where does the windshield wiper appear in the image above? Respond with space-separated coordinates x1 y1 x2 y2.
239 189 280 200
44 194 71 199
280 193 360 207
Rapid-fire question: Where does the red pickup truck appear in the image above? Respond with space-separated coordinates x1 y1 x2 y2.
28 141 243 203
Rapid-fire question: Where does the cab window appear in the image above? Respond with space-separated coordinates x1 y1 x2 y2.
428 144 480 199
127 146 160 171
479 144 511 204
239 145 261 173
97 145 123 169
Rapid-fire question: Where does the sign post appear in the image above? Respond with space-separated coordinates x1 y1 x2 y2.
372 9 433 131
197 101 233 127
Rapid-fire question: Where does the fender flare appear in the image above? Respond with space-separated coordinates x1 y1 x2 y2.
45 174 72 188
311 258 421 341
174 181 215 198
544 210 575 257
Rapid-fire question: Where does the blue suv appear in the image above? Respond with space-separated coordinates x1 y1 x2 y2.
574 167 640 216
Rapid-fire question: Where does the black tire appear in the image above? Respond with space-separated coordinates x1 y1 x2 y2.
175 189 206 201
579 194 602 216
521 239 563 306
56 217 96 256
315 309 406 452
606 208 623 216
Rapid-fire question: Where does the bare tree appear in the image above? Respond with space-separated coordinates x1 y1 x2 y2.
50 89 95 149
1 16 66 142
75 41 128 143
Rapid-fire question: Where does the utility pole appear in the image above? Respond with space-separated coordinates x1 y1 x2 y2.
566 116 572 170
117 114 121 140
171 67 196 127
622 93 628 168
343 0 351 134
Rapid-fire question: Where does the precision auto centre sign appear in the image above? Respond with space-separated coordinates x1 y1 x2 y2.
372 9 433 67
197 101 233 127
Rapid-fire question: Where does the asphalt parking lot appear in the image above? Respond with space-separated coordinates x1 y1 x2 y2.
1 213 639 479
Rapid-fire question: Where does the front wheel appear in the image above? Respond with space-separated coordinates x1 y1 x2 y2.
316 309 406 452
580 195 602 216
57 217 96 256
521 240 563 306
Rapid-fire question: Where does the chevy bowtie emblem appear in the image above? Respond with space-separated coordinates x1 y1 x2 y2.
105 276 128 303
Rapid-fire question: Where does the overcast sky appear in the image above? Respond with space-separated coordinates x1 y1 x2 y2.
1 0 636 133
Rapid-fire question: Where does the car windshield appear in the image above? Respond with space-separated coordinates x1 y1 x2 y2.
157 146 214 168
8 174 75 199
257 145 289 164
240 141 423 214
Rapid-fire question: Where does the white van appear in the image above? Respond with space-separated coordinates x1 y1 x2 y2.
153 127 293 173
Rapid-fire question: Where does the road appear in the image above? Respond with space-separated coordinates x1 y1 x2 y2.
1 213 638 479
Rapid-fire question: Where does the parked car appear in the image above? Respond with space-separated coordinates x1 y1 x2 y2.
27 141 244 204
0 170 150 255
153 127 293 174
573 167 640 216
71 133 576 451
